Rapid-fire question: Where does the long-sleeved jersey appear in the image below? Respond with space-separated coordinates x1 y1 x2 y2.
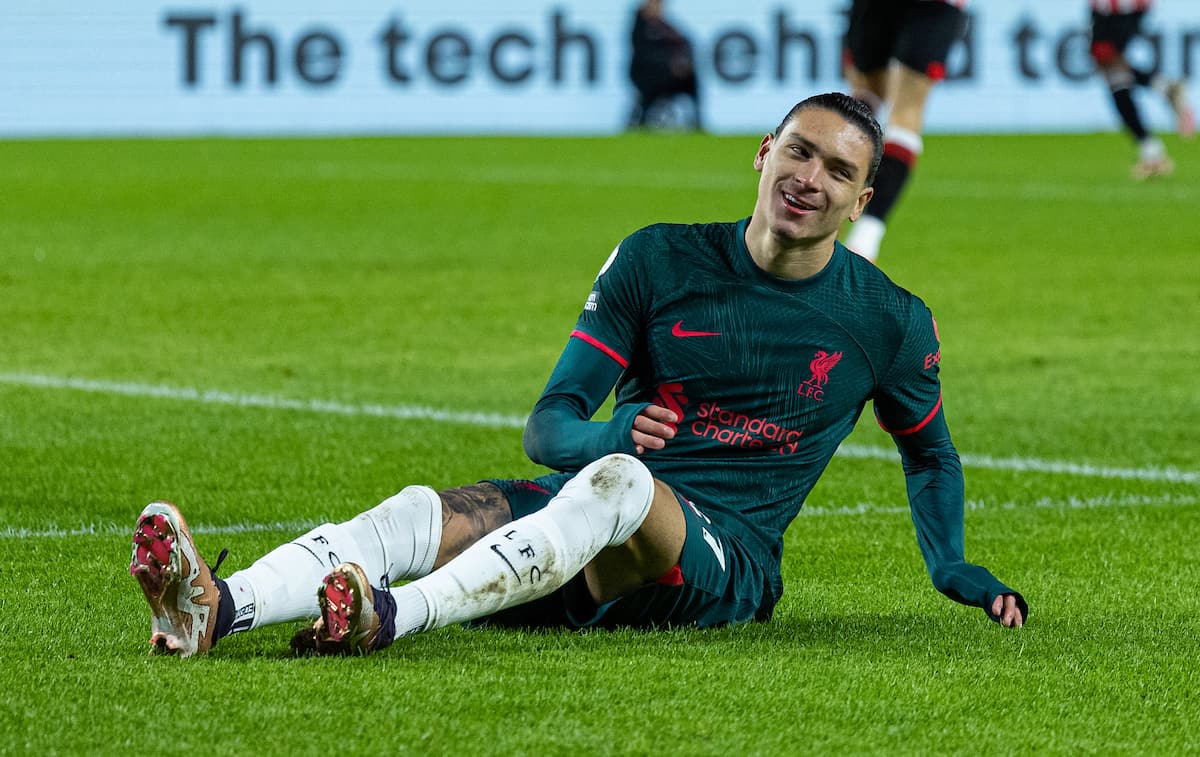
524 219 1019 617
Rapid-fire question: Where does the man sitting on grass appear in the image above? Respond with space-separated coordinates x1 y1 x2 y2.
130 92 1026 658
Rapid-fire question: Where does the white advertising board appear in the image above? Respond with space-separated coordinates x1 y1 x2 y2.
1 0 1197 136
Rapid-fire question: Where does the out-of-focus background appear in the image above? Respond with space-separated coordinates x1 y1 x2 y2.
2 2 1198 754
2 0 1193 137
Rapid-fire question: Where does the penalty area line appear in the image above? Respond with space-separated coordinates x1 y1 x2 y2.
0 370 1196 485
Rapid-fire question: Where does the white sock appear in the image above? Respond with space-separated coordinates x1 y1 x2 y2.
224 485 442 632
361 485 443 582
225 520 377 630
845 215 886 263
1139 137 1166 162
884 125 924 158
386 454 654 636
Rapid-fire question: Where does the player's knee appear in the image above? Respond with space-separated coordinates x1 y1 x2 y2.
1102 65 1134 91
361 485 440 528
574 453 655 546
357 484 442 575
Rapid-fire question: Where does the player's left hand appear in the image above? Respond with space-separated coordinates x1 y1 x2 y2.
991 593 1025 628
631 405 678 455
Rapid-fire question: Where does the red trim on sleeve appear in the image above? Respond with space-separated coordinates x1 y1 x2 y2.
570 329 629 369
877 394 943 436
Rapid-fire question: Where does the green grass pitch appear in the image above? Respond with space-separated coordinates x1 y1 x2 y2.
0 129 1197 754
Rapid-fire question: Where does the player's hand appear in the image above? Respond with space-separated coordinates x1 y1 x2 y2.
631 405 678 455
991 593 1025 628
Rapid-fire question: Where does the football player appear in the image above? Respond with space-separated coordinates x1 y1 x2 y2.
130 93 1026 658
1089 0 1195 179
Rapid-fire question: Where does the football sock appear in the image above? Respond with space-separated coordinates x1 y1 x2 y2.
385 454 655 636
223 522 376 632
845 215 885 263
359 485 443 582
1112 86 1149 141
212 575 237 640
845 125 921 262
1130 67 1156 91
871 125 922 220
1138 136 1167 163
222 487 441 633
1104 66 1150 143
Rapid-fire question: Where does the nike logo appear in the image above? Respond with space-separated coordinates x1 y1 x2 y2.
671 320 722 338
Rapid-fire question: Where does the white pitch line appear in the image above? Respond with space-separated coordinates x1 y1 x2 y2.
800 491 1199 518
0 371 527 429
831 445 1199 485
0 370 1196 485
0 519 317 540
4 492 1196 540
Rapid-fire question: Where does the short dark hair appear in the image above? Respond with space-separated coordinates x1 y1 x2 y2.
772 92 884 186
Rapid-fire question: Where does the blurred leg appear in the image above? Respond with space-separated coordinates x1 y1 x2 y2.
846 64 931 262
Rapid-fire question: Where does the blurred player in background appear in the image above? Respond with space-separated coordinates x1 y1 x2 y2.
1089 0 1195 179
841 0 969 264
129 94 1026 660
627 0 702 131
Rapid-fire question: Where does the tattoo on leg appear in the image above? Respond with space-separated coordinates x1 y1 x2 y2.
435 484 513 568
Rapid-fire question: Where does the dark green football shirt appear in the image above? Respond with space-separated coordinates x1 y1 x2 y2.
524 219 1021 618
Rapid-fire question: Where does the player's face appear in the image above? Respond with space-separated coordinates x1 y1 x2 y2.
752 108 874 247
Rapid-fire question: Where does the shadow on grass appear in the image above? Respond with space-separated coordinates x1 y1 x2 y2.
216 609 994 663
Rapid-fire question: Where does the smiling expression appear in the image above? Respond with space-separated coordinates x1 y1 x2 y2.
751 107 875 250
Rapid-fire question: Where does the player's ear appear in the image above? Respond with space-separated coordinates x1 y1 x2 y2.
753 134 772 172
848 186 874 222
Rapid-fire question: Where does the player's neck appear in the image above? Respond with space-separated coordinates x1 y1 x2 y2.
744 226 836 280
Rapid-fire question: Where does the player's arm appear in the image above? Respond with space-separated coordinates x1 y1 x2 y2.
523 336 674 471
876 305 1027 627
883 406 1028 627
523 233 677 471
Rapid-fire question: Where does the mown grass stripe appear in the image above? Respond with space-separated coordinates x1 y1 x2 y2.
4 492 1195 540
1 370 1195 484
